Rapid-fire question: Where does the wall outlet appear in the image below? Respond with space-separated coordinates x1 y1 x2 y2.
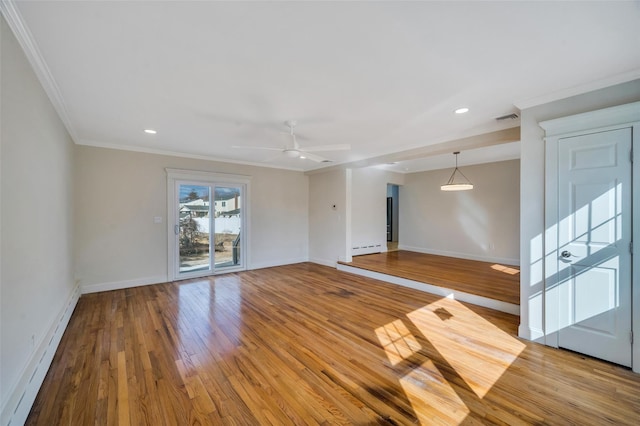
153 216 162 223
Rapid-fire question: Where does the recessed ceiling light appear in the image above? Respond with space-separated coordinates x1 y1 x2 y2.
454 107 469 114
144 129 157 134
300 155 306 159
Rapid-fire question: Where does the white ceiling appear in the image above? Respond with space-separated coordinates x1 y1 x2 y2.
5 1 640 172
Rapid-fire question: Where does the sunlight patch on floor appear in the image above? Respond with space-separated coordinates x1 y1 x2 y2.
407 298 525 399
491 264 520 275
375 319 422 365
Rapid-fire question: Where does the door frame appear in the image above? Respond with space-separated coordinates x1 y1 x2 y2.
540 101 640 372
386 196 392 242
166 168 251 281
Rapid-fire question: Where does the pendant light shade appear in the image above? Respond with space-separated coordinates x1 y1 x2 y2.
441 151 473 191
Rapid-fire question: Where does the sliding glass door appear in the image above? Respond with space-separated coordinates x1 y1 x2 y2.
212 186 242 270
178 183 212 274
168 170 248 280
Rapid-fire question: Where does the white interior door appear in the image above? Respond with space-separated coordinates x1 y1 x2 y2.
555 128 632 367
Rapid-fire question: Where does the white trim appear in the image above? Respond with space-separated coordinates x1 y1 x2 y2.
1 283 80 426
539 101 640 136
518 325 545 343
0 0 79 144
515 71 640 110
167 177 178 280
0 18 3 418
309 258 338 268
343 169 353 263
84 140 305 172
544 132 559 349
81 275 168 294
337 264 520 316
633 124 640 374
249 257 308 270
166 168 253 184
398 244 520 266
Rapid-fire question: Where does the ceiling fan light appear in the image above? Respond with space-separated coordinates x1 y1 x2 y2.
284 149 300 158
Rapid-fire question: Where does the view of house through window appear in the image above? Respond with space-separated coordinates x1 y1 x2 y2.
213 186 242 269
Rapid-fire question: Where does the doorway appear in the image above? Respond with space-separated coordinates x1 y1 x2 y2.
387 184 399 251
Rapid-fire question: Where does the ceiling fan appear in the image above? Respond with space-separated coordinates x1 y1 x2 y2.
232 120 350 163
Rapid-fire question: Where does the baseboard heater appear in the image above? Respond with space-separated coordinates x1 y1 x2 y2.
352 243 383 256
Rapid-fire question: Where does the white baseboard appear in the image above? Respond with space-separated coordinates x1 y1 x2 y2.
337 263 520 316
518 324 545 343
81 275 168 294
82 259 314 293
309 257 337 268
398 245 520 266
249 257 308 270
1 283 81 426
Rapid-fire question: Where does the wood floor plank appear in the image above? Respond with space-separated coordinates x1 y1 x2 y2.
27 263 638 425
342 250 520 304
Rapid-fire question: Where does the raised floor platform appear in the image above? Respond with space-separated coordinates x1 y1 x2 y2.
338 250 520 315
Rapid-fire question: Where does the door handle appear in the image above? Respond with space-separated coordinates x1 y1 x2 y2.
561 250 572 259
174 225 179 235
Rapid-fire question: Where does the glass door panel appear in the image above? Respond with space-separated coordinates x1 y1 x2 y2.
213 186 242 269
178 184 212 274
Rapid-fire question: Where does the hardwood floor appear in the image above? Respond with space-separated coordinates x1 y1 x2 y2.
27 263 638 425
342 251 520 305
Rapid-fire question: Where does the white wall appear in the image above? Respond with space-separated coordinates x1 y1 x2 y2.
351 168 404 251
75 146 309 291
1 16 78 425
399 159 520 265
519 79 640 342
308 169 350 266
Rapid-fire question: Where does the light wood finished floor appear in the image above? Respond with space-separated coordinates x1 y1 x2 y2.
27 263 638 425
342 251 520 305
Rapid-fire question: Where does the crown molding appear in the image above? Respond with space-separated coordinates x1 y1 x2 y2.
1 0 80 143
514 69 640 110
539 101 640 137
78 138 307 173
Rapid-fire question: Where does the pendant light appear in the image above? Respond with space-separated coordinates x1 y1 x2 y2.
441 151 473 191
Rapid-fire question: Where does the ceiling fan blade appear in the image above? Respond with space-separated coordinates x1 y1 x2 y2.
261 152 285 163
232 145 282 151
300 152 332 163
301 144 351 152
